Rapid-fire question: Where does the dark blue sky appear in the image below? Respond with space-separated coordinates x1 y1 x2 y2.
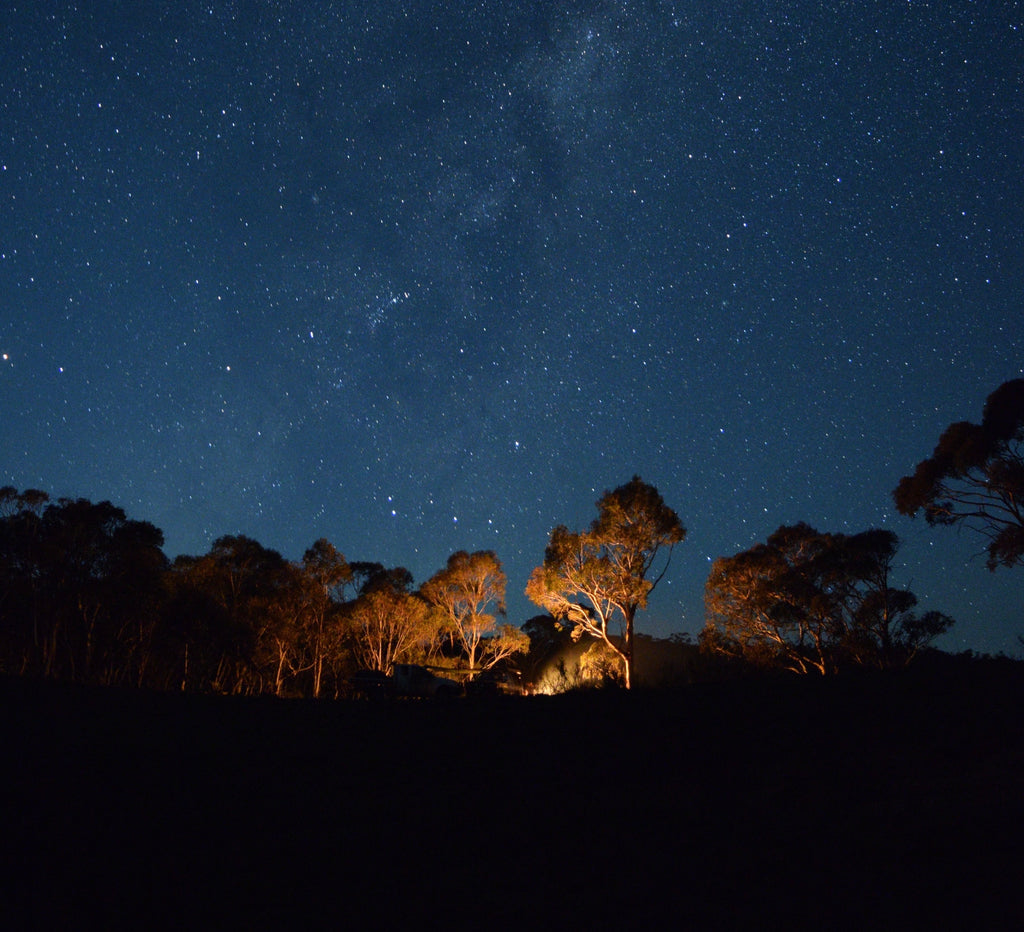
2 1 1021 652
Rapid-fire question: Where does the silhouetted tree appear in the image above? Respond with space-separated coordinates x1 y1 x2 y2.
0 486 49 519
0 490 167 683
298 539 353 697
154 575 229 692
702 524 953 673
895 378 1024 570
350 561 414 596
0 487 50 674
165 536 296 694
526 476 686 689
838 529 955 668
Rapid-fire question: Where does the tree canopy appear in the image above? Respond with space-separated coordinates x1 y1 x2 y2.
421 550 527 673
526 476 685 689
0 472 978 696
702 523 954 673
343 572 438 675
0 489 167 684
894 378 1024 570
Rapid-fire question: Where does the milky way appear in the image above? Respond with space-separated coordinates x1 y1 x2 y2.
2 2 1021 651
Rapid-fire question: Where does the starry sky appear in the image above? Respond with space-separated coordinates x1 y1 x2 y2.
2 1 1022 653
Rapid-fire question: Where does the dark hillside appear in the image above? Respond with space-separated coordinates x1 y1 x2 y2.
2 662 1022 929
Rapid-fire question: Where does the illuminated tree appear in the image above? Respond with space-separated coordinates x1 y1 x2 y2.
701 524 954 673
894 378 1024 570
344 570 436 674
526 476 686 689
578 640 626 686
421 550 527 672
702 524 835 675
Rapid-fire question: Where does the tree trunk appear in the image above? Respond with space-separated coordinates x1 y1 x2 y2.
312 617 324 698
623 609 635 689
313 654 323 698
275 642 287 696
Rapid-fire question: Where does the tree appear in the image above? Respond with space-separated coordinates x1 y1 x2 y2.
164 535 297 694
0 488 51 675
525 476 686 689
702 526 830 675
839 529 955 669
349 562 415 596
343 569 437 674
701 523 954 673
518 614 571 688
298 539 353 697
421 550 526 673
0 491 167 684
894 378 1024 570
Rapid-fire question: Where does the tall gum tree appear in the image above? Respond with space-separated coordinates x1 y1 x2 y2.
894 378 1024 570
526 476 686 689
299 539 352 697
343 569 437 674
421 550 526 673
419 548 528 675
702 523 954 673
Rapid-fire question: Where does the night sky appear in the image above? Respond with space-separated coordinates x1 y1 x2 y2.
3 2 1021 652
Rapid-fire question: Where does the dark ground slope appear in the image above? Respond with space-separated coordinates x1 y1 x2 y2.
2 663 1023 930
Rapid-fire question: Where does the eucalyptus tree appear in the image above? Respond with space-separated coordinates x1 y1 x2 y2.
526 477 686 689
702 523 954 673
421 550 527 673
895 378 1024 570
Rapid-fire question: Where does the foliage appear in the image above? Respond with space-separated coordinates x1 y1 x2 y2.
166 535 304 695
894 378 1024 570
0 488 367 696
343 570 440 675
518 614 571 687
421 549 527 672
577 640 625 686
484 623 531 670
526 476 685 689
0 481 968 695
299 539 353 697
0 488 168 684
702 523 954 673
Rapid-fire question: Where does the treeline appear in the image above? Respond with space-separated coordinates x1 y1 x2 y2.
700 377 1024 673
0 487 528 696
4 381 1019 693
0 480 969 696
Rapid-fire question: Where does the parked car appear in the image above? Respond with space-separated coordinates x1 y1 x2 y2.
350 665 462 700
390 664 462 699
349 669 390 700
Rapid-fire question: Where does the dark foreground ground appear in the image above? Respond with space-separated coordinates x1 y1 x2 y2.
2 661 1023 930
